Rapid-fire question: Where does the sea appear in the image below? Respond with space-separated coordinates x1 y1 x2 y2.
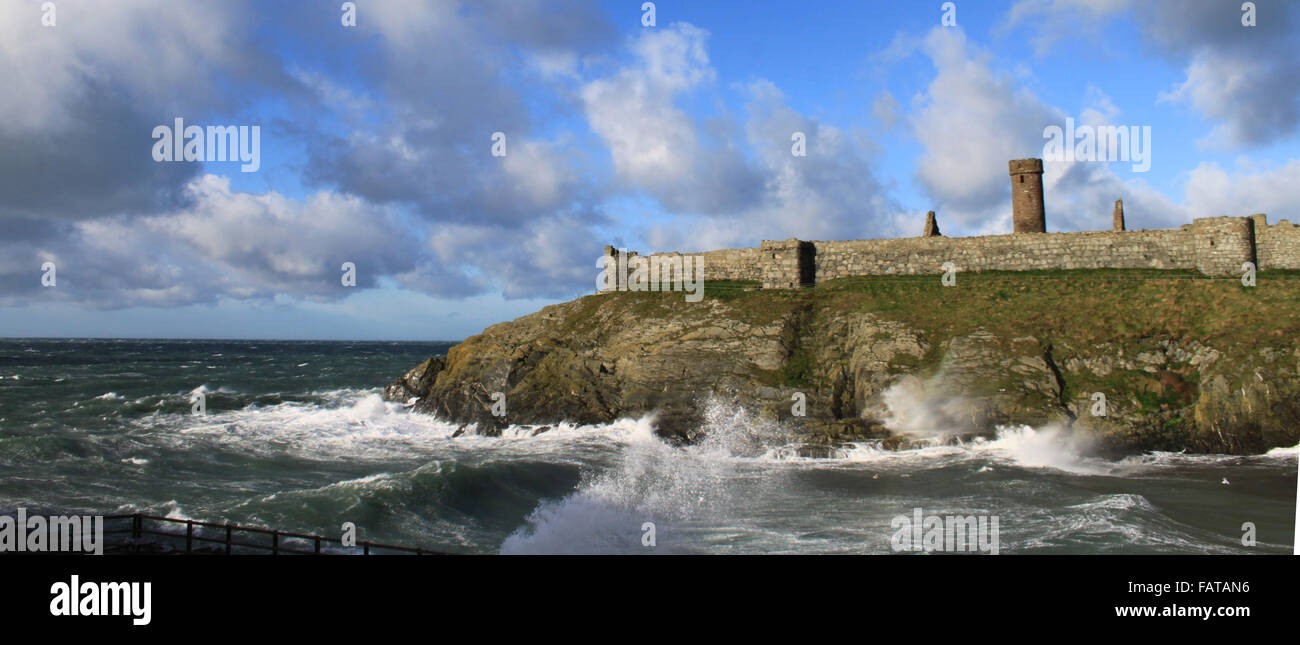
1 338 1295 554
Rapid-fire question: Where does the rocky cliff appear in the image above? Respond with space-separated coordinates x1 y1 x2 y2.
384 270 1300 455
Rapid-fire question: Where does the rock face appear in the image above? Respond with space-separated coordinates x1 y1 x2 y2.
384 276 1300 455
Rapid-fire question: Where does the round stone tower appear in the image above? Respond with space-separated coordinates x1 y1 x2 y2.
1009 158 1045 233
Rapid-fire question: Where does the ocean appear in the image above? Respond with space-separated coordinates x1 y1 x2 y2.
1 338 1295 554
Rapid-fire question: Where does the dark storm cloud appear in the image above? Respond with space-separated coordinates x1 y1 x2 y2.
0 80 200 221
1135 0 1300 147
0 1 898 309
296 0 614 225
0 0 619 308
474 0 619 52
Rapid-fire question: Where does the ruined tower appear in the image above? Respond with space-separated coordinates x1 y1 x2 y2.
1009 158 1045 233
922 211 941 237
1113 199 1125 231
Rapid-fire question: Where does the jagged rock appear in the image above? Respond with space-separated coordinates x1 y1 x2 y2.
382 284 1300 455
382 357 445 403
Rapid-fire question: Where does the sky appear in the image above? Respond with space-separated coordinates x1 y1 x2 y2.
1 0 1297 340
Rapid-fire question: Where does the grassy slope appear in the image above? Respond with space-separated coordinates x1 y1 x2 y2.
707 269 1299 373
574 270 1300 376
428 269 1296 451
602 270 1298 445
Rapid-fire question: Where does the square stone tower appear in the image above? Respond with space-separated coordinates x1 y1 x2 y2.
1009 158 1045 233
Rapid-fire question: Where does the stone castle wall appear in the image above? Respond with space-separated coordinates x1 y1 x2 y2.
601 246 761 290
1192 216 1256 277
699 247 764 280
1252 214 1300 270
811 227 1197 281
602 214 1296 291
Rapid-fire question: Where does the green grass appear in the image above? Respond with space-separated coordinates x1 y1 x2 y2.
446 268 1300 453
573 269 1300 361
583 268 1300 396
700 280 761 302
809 268 1300 350
777 346 813 386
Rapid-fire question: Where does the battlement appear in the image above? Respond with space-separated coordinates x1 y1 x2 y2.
1008 158 1043 175
599 159 1289 292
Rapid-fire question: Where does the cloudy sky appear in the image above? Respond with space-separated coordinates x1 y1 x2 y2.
1 0 1297 340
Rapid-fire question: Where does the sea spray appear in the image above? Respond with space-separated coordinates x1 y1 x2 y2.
878 373 1108 473
500 397 796 554
971 424 1107 475
880 374 980 440
4 339 1294 555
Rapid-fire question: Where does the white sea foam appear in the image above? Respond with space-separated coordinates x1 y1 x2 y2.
502 397 790 554
137 388 653 465
100 379 1292 555
123 500 194 523
503 379 1285 555
966 425 1123 475
1264 443 1298 458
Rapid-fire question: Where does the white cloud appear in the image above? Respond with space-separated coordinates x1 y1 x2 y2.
0 0 250 134
636 78 896 251
1005 0 1300 148
908 27 1063 231
900 26 1210 235
1159 52 1299 149
873 91 901 130
0 175 433 308
1182 160 1300 220
580 23 761 215
1003 0 1130 55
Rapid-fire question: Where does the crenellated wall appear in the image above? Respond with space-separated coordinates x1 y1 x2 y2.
601 214 1296 291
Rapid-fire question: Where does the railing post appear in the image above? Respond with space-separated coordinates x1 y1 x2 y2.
105 515 439 556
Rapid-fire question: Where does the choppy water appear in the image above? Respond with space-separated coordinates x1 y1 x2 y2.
1 339 1295 554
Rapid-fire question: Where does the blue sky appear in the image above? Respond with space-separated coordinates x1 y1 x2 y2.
1 0 1297 340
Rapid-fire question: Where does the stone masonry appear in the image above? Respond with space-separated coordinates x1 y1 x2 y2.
1009 158 1046 233
600 159 1295 291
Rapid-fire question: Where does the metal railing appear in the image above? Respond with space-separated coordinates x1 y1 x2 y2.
101 514 450 555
